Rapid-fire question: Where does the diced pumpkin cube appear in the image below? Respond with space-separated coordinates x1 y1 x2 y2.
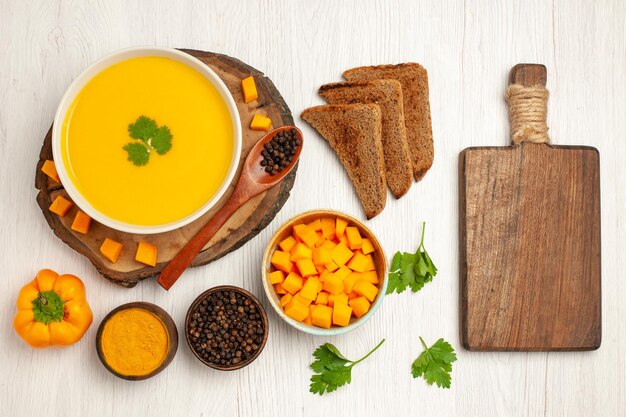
71 210 92 234
293 224 318 248
49 196 73 217
323 273 344 295
353 279 379 302
274 283 288 295
241 75 258 103
269 270 285 284
280 293 293 307
314 232 326 247
304 305 315 325
331 241 354 266
324 260 339 272
320 218 336 240
296 258 317 277
321 239 337 251
300 276 321 300
308 219 322 231
345 226 363 250
361 238 375 255
319 270 331 282
278 236 297 252
349 296 371 318
335 218 348 239
312 247 332 266
311 305 333 329
343 272 362 293
294 292 313 307
333 303 353 327
250 114 272 131
365 254 376 271
339 235 349 246
334 265 351 281
284 298 309 322
362 271 379 284
315 291 330 305
328 293 348 307
271 250 294 273
290 242 312 261
135 241 157 266
282 272 303 294
347 291 359 300
346 251 369 273
100 238 123 263
41 160 60 183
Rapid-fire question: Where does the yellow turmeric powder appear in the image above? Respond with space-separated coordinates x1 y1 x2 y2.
100 308 169 376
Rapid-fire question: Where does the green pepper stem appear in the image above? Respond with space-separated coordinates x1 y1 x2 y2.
37 292 48 306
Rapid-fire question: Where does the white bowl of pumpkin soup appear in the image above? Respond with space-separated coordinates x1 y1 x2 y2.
52 47 242 234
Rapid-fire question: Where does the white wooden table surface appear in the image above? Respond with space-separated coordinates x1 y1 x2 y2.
1 1 624 416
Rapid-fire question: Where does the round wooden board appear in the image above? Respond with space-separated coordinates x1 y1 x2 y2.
35 49 296 287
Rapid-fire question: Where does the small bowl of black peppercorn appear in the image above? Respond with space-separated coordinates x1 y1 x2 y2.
185 285 269 371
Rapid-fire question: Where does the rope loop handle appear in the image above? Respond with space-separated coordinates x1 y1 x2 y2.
505 84 550 144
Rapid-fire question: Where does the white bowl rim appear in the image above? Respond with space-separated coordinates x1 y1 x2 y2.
261 209 388 336
51 46 242 234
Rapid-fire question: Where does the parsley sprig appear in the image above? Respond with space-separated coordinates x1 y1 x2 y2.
123 115 173 166
387 222 438 294
309 339 385 395
411 337 457 389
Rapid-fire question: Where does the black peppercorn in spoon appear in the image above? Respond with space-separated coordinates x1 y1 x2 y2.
157 126 303 290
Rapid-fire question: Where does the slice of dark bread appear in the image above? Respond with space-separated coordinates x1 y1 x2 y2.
301 104 386 219
343 63 434 181
319 80 412 198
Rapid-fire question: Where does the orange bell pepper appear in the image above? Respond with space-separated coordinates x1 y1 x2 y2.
13 269 93 348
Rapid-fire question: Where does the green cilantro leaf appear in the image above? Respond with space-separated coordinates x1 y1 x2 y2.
123 142 150 166
411 337 457 389
386 222 438 294
309 339 385 395
128 115 158 142
151 125 173 155
123 116 173 166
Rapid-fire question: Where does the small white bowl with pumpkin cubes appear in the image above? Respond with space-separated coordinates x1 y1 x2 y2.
262 210 387 335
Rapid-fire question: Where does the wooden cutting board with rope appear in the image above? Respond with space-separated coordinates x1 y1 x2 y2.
459 64 601 351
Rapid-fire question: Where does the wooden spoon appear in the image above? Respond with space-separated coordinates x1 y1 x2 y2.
157 126 303 290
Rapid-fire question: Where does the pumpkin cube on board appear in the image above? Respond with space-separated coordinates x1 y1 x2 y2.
41 160 60 183
250 114 272 131
100 238 123 263
135 241 157 266
49 196 73 217
71 211 92 234
241 76 258 103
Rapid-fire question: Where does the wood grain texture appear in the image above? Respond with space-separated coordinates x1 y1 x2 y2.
460 63 601 351
34 50 296 287
0 1 624 417
460 142 601 350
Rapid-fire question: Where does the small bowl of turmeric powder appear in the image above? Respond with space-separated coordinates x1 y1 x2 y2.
96 302 178 381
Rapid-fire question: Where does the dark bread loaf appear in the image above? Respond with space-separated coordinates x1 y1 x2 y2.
319 80 412 198
301 104 386 219
343 63 434 181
